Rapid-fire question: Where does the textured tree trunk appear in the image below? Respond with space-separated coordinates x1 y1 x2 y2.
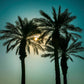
21 58 25 84
55 50 61 84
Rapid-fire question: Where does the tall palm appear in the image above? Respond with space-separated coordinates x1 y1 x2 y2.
34 6 82 84
0 16 44 84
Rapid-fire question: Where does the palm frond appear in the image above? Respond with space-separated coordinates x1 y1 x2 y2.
0 35 13 40
50 53 54 58
33 46 39 54
33 18 52 27
6 41 19 53
40 10 53 23
39 30 51 40
70 33 81 38
3 38 18 46
52 7 57 22
24 18 28 25
41 53 52 57
58 6 61 20
27 29 41 37
41 53 55 62
60 9 68 21
27 45 30 54
66 40 80 51
15 21 20 26
69 56 73 62
30 40 44 54
16 45 20 55
66 24 82 32
71 54 84 60
67 54 73 62
18 16 24 28
35 43 44 51
0 29 22 37
51 57 55 62
45 45 54 52
65 16 76 24
48 40 53 46
45 35 52 44
39 27 54 31
68 47 84 53
72 41 82 48
6 22 15 30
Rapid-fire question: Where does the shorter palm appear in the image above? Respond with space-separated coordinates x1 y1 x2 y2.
0 16 44 84
42 39 84 84
61 39 84 84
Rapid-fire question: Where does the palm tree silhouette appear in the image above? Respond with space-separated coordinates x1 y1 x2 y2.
0 16 44 84
33 6 82 84
61 37 84 84
42 38 84 84
60 32 70 84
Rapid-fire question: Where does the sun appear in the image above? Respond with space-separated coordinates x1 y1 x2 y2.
34 35 39 41
34 37 38 41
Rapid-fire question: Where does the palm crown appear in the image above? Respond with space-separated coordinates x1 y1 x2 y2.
34 6 82 45
65 39 84 61
0 16 44 57
42 39 84 62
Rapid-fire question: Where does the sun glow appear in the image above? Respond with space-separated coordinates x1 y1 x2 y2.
34 35 40 41
34 37 38 41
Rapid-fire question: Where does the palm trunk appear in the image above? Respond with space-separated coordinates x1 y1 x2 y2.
55 50 61 84
19 39 26 84
63 73 67 84
21 58 25 84
52 29 61 84
61 53 68 84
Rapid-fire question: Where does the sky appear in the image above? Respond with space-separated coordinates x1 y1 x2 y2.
0 0 84 84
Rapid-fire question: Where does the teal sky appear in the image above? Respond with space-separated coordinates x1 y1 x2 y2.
0 0 84 84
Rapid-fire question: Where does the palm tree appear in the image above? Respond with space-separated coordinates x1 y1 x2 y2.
33 6 82 84
42 38 84 84
61 38 84 84
0 16 44 84
60 32 70 84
